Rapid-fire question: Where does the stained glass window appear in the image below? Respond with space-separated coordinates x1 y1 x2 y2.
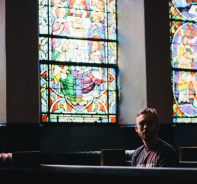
170 0 197 123
39 0 118 123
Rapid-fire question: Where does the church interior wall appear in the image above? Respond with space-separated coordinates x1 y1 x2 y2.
0 0 6 123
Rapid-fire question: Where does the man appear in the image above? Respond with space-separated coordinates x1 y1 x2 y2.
131 108 178 167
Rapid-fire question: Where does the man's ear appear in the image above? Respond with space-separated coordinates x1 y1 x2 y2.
135 125 138 132
156 124 160 132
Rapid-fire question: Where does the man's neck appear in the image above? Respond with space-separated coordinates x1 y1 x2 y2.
143 136 160 150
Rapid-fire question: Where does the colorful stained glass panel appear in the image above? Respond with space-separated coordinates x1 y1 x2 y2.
39 4 49 34
170 0 197 21
170 1 197 123
172 70 197 119
40 0 117 40
108 42 117 64
40 37 117 64
109 115 116 123
42 114 49 122
39 0 118 123
41 64 117 122
108 68 116 89
40 64 49 113
39 37 49 60
109 90 117 114
50 38 107 63
39 0 48 5
171 22 197 69
50 7 107 39
41 64 117 115
107 0 116 40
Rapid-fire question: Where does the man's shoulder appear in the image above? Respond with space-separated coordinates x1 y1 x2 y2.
157 140 179 167
157 140 177 154
133 144 145 156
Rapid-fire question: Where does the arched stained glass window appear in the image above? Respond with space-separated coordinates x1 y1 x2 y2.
39 0 118 123
170 0 197 123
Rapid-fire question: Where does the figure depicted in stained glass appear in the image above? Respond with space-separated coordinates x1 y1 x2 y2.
81 38 104 104
52 39 77 105
88 10 105 39
172 24 197 117
89 0 105 25
40 0 118 122
52 64 77 105
178 48 192 70
66 0 92 38
89 0 105 13
52 6 70 51
69 0 89 22
53 39 72 61
63 37 104 106
73 39 104 106
88 37 104 64
177 48 197 103
176 35 197 61
97 0 105 11
173 27 197 65
52 7 70 36
177 36 190 59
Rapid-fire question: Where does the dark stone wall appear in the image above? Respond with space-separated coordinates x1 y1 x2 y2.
40 125 142 153
0 124 176 153
40 124 176 153
145 0 172 124
6 0 39 123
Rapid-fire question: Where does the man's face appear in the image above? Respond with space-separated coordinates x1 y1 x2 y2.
183 37 188 45
62 42 69 51
92 12 101 22
135 113 160 141
97 1 105 10
91 41 99 52
58 8 65 19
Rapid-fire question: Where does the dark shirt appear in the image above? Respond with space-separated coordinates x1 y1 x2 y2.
131 140 178 167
